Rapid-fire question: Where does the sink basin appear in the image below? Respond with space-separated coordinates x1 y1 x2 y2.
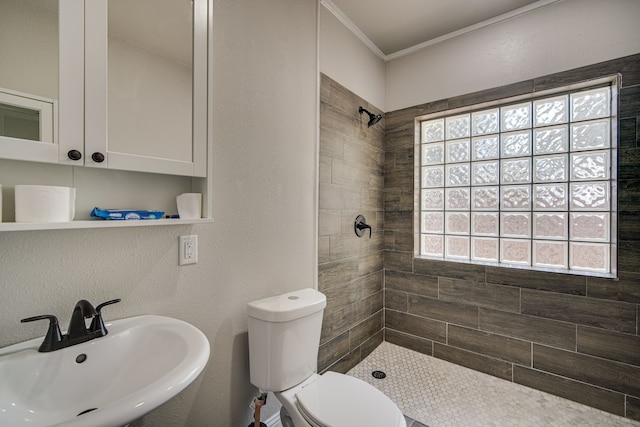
0 315 210 427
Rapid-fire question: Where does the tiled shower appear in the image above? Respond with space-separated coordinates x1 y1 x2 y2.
318 53 640 423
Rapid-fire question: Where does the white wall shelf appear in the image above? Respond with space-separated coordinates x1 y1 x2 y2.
0 218 213 232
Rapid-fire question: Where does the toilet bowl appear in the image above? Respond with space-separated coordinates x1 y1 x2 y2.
277 372 406 427
247 288 406 427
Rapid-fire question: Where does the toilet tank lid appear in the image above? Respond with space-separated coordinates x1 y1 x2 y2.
248 288 327 322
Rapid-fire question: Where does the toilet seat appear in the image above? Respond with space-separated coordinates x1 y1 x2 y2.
295 371 405 427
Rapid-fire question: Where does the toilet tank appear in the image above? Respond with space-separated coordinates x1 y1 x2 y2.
247 288 327 392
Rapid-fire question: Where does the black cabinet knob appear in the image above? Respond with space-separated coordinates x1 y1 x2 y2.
91 152 105 163
67 149 82 161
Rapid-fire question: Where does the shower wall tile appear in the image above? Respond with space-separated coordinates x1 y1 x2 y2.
383 230 396 251
319 130 344 159
331 158 376 187
433 342 513 381
384 212 413 233
385 270 439 298
323 276 365 309
328 234 360 261
319 182 361 210
361 330 384 360
576 326 640 366
361 270 384 297
385 309 446 343
358 252 384 277
408 294 478 328
321 302 358 344
533 344 640 397
618 211 640 243
391 231 414 252
513 366 626 416
343 137 385 170
618 147 640 180
618 240 640 272
447 325 531 365
485 265 586 294
318 257 359 290
385 328 434 356
319 155 332 183
357 290 384 319
384 211 412 232
318 209 341 236
318 331 349 372
627 396 640 422
383 189 413 212
318 236 330 263
362 189 384 211
385 289 408 312
414 258 485 282
383 250 413 272
350 311 383 351
393 147 414 171
478 308 576 350
325 348 362 375
620 85 640 119
383 167 413 190
521 289 637 333
381 54 640 422
438 277 520 313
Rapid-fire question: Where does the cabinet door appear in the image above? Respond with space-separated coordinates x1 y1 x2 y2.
84 0 207 177
0 0 83 165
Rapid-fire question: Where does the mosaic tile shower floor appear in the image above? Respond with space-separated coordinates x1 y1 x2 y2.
347 342 639 427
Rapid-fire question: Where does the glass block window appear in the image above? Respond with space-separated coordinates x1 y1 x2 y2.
418 80 617 276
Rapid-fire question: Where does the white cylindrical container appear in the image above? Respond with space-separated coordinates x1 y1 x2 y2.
14 185 76 223
176 193 202 219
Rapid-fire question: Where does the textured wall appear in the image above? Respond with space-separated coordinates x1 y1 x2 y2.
318 74 385 373
319 6 386 111
385 0 640 112
383 54 640 422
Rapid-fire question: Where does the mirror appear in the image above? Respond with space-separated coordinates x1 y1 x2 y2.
107 0 193 163
0 0 58 146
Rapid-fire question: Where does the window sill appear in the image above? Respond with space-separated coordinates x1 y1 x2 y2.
413 254 618 280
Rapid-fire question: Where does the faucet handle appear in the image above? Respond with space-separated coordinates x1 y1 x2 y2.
21 315 63 352
89 299 121 335
354 215 372 239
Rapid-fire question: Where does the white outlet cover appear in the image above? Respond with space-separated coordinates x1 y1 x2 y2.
179 235 198 265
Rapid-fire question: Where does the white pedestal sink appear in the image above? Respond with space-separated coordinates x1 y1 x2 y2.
0 315 210 427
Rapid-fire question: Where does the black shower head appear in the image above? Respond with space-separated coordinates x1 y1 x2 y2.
359 106 382 128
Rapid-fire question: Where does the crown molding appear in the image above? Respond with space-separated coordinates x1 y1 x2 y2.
321 0 562 62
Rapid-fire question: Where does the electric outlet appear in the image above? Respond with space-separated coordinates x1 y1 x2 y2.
179 235 198 265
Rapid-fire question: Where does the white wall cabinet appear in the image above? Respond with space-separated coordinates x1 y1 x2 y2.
0 0 213 230
1 0 208 178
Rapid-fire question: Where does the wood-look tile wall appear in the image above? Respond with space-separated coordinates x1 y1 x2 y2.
318 74 385 373
383 54 640 421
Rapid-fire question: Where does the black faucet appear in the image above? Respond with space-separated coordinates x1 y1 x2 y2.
21 298 121 352
67 299 97 341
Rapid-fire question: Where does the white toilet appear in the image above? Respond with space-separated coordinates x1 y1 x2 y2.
248 288 406 427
